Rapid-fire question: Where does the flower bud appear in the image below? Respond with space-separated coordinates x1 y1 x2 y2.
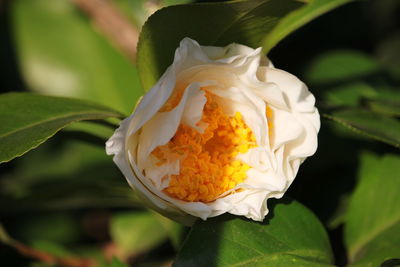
106 38 320 225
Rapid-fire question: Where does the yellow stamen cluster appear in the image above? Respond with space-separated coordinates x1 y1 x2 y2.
152 90 256 202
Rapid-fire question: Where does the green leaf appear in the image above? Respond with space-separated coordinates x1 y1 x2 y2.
263 0 355 52
323 82 378 107
110 211 175 257
0 92 122 164
12 0 143 114
0 137 140 212
116 0 192 28
345 152 400 266
0 224 13 245
174 200 334 267
306 50 381 86
323 108 400 149
137 0 355 91
106 258 130 267
15 213 79 245
365 99 400 117
151 212 183 250
31 240 74 257
377 32 400 80
326 194 350 229
137 0 305 90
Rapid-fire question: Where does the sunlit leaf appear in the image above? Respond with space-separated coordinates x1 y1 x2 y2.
12 0 143 114
30 240 74 257
116 0 192 28
306 50 381 85
345 152 400 266
107 258 130 267
323 82 377 107
174 200 333 267
110 211 176 257
137 0 305 90
137 0 355 91
0 92 122 163
263 0 355 52
151 212 183 250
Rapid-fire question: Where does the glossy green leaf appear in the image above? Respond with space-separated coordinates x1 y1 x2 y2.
116 0 192 28
137 0 305 90
306 50 381 85
263 0 355 52
345 152 400 266
12 0 143 114
323 108 400 149
110 211 176 257
0 93 122 164
137 0 355 91
174 200 333 267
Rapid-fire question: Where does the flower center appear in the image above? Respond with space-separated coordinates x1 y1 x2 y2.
152 90 257 202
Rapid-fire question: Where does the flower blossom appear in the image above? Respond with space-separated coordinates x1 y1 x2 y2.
106 38 320 224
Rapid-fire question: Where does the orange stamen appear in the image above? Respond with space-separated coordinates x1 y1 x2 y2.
152 90 258 202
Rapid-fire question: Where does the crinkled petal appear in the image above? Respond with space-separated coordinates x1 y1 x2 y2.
137 82 203 170
182 88 207 132
106 37 320 224
264 68 317 113
106 117 174 211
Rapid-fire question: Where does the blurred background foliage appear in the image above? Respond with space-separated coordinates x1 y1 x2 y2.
0 0 399 266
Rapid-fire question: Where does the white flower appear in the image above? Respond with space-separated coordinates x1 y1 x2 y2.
106 38 320 225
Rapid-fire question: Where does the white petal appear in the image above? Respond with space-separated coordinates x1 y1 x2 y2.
106 37 320 224
143 155 180 190
182 88 207 132
253 66 290 110
236 147 272 172
202 42 257 61
264 68 317 113
127 67 176 137
136 82 203 170
210 86 269 147
106 117 176 211
270 108 304 152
